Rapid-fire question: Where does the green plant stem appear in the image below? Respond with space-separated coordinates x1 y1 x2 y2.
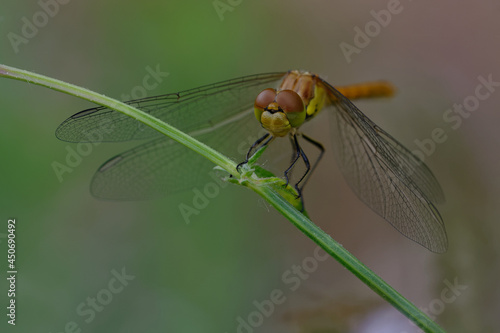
0 64 445 332
0 65 237 176
250 184 444 332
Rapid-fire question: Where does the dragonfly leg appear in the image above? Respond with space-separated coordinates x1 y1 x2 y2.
284 134 324 210
236 133 271 172
288 135 298 165
294 141 310 198
298 133 325 192
284 134 307 194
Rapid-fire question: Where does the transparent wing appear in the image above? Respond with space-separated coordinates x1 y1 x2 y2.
89 110 267 200
90 137 210 200
56 72 286 142
60 72 286 199
320 79 448 253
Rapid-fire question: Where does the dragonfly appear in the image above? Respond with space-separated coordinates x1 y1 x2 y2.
56 70 448 253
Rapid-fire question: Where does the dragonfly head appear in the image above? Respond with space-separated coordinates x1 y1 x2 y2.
254 88 306 137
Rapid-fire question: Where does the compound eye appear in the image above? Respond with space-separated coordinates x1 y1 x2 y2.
276 90 304 114
255 88 277 110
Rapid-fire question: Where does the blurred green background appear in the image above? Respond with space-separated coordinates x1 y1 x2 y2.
1 0 499 332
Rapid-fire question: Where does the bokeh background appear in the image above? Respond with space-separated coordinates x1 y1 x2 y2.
1 0 499 332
